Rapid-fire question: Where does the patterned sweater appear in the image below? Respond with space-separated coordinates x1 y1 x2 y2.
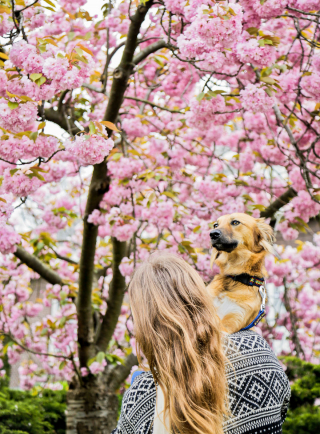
111 330 291 434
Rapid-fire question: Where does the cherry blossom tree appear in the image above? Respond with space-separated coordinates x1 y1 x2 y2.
1 0 320 432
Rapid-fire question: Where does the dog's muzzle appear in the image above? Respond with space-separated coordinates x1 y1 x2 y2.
210 229 238 252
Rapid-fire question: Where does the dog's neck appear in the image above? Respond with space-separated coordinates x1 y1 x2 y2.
214 249 267 278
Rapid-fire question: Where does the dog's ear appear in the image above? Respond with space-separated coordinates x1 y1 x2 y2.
210 248 219 268
255 218 280 259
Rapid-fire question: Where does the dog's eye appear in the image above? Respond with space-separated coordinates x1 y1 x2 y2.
231 220 240 226
213 223 218 228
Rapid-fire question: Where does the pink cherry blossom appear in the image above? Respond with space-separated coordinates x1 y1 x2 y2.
240 84 274 113
65 135 114 166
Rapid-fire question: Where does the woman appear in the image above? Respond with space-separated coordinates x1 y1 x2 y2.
112 253 291 434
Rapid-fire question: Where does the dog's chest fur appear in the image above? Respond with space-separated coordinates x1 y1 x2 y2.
207 275 264 333
213 293 246 320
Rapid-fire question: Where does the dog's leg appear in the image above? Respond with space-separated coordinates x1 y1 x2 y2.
207 279 222 299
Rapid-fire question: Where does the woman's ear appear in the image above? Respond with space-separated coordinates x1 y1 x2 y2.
255 218 281 259
210 247 219 268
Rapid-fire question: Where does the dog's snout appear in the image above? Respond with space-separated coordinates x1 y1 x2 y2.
210 229 222 240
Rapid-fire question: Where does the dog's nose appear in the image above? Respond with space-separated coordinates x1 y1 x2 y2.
210 229 222 240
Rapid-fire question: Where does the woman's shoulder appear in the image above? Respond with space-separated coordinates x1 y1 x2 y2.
122 371 156 417
226 329 276 355
130 370 155 389
224 330 290 386
112 372 156 434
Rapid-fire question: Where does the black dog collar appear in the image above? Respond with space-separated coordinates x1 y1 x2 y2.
228 273 264 287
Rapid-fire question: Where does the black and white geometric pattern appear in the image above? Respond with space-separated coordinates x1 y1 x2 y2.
223 330 291 434
111 330 291 434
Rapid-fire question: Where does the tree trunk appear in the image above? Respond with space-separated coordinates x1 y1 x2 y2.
66 382 118 434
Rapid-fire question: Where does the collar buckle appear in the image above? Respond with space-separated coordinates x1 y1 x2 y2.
258 285 266 310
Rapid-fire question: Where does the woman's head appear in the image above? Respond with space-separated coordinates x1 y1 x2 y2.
129 252 228 434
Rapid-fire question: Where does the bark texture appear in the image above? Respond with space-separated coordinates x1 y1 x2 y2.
67 383 118 434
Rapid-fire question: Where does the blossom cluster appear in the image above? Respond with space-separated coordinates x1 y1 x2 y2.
65 134 114 166
0 133 59 161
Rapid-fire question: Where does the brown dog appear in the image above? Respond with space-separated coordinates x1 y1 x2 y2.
207 213 279 334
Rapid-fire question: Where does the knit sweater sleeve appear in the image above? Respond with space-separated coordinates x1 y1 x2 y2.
281 382 291 424
111 371 156 434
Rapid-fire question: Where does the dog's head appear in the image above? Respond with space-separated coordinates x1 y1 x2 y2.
209 213 279 272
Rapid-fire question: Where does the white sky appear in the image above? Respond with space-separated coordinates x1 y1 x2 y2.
83 0 106 19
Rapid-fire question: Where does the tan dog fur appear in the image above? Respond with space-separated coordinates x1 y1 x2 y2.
207 213 279 334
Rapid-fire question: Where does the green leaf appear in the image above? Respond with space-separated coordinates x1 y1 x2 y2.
261 68 273 78
147 191 155 208
38 45 47 53
251 204 266 211
10 168 19 176
59 360 67 370
96 351 105 364
89 121 96 134
43 0 56 7
29 170 45 181
38 121 46 130
35 76 46 86
8 101 18 110
264 87 273 97
75 47 84 56
60 291 67 301
234 179 249 186
260 77 276 85
196 92 205 102
242 194 254 202
154 56 164 68
59 316 67 327
162 191 176 199
29 131 38 141
73 54 88 64
30 73 42 82
294 217 309 228
207 90 225 98
258 39 265 47
246 27 259 36
42 5 55 11
40 328 48 336
112 152 123 161
30 166 48 173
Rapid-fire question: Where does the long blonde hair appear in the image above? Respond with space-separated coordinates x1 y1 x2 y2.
128 252 228 434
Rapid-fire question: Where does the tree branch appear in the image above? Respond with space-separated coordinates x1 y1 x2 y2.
260 187 297 225
76 1 154 368
106 353 139 392
50 247 78 265
14 246 63 285
95 238 127 352
132 39 167 65
44 108 81 135
124 95 184 113
283 278 305 359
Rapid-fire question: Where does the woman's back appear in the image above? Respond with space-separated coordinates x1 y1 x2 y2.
112 330 291 434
